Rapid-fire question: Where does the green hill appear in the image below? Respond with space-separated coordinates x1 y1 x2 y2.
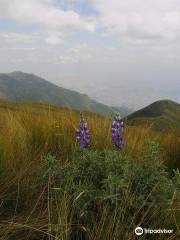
126 100 180 132
0 71 131 117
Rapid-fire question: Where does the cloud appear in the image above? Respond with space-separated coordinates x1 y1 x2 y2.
1 0 180 43
91 0 180 40
0 47 36 51
2 0 180 44
57 44 93 64
0 32 39 44
45 35 64 45
0 0 95 44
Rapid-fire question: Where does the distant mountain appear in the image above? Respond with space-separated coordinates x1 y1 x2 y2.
0 71 131 117
126 100 180 132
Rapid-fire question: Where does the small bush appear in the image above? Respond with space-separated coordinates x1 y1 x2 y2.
48 141 177 238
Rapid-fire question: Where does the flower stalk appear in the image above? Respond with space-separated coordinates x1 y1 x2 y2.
76 113 90 149
112 113 125 150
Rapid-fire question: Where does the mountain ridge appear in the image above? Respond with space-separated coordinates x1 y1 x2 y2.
126 99 180 132
0 71 132 117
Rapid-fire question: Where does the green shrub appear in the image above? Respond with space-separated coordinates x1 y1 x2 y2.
129 141 174 210
58 143 172 205
48 142 175 234
172 169 180 226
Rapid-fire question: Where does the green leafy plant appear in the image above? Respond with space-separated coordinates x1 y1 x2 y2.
49 141 177 239
40 154 60 179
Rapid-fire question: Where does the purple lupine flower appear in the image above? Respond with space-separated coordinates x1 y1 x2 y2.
112 113 125 150
76 113 90 149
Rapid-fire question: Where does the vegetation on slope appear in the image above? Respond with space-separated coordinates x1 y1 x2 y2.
126 100 180 132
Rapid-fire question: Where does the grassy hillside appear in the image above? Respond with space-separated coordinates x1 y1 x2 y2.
0 71 131 117
126 100 180 132
0 100 179 239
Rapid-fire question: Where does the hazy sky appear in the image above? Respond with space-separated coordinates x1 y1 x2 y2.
0 0 180 108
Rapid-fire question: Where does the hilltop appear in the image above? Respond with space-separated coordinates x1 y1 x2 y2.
0 71 131 117
126 100 180 132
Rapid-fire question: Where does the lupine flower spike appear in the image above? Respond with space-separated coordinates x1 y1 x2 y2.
76 113 90 149
112 113 125 150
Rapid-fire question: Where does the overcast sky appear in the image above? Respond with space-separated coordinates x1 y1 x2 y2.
0 0 180 108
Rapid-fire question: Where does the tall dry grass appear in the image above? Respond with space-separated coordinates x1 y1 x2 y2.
0 101 179 239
